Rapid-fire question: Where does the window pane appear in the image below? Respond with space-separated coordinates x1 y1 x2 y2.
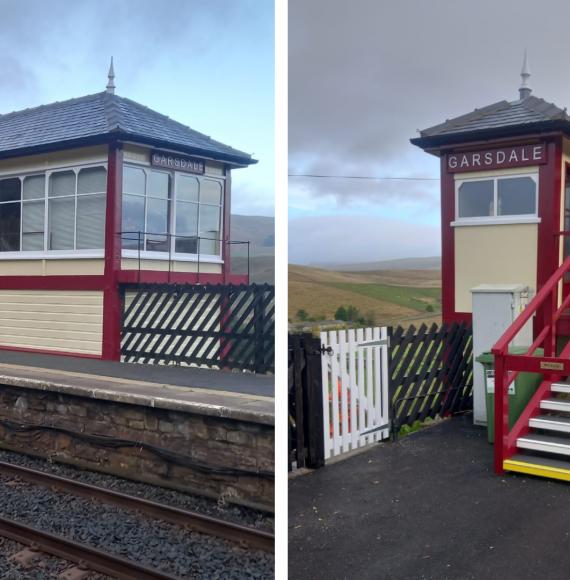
199 204 221 254
48 197 75 249
148 171 170 199
77 194 105 249
23 175 45 200
122 194 145 249
498 177 536 216
146 197 169 252
49 171 75 197
0 178 21 203
22 200 45 251
201 179 222 205
458 180 494 218
177 175 199 202
78 167 107 194
175 201 198 253
0 203 20 251
123 166 145 195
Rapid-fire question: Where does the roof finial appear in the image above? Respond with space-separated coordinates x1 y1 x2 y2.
106 57 115 95
519 49 531 100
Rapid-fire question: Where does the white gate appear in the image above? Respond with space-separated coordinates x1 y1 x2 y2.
321 326 390 460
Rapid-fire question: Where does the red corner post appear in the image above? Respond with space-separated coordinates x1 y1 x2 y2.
102 142 123 360
493 353 507 474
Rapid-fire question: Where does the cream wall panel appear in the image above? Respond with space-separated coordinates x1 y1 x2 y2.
45 260 105 276
205 162 225 176
0 259 104 277
0 261 44 276
121 259 222 274
123 144 150 164
455 224 538 313
0 290 103 355
0 146 107 177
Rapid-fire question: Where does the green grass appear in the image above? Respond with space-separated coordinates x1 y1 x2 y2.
326 283 441 313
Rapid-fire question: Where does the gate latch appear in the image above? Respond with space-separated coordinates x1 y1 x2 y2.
319 345 334 356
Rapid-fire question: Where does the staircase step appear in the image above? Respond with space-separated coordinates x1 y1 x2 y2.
540 398 570 412
504 453 570 482
517 433 570 456
552 382 570 394
529 414 570 433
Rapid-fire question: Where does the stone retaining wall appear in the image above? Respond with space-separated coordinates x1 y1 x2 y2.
0 384 274 511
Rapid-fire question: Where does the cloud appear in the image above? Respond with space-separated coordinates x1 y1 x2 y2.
288 0 570 259
289 215 440 265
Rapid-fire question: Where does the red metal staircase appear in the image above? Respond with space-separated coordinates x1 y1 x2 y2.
493 254 570 481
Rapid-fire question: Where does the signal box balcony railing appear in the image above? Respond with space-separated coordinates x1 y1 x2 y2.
119 231 250 283
492 253 570 474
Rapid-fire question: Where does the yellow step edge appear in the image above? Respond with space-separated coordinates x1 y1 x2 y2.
504 459 570 482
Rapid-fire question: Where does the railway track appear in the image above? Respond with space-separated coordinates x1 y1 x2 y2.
0 460 273 552
0 516 177 579
0 459 274 578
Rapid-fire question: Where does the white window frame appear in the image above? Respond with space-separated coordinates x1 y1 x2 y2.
452 171 541 227
121 162 225 263
0 162 107 259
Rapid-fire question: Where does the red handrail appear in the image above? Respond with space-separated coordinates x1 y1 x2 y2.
491 252 570 475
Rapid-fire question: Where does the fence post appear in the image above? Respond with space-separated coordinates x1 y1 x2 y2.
292 334 306 468
303 334 325 468
254 285 266 373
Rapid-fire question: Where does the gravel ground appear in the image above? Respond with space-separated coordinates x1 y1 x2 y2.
0 449 273 531
0 473 274 579
0 536 109 579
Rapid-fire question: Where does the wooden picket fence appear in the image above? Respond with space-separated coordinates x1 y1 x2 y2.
288 321 474 468
390 321 473 434
121 283 275 373
288 333 325 470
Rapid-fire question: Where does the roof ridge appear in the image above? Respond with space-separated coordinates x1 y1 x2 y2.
103 92 122 130
521 95 569 120
0 91 105 120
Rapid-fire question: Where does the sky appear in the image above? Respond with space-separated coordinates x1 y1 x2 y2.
0 0 274 217
289 0 570 265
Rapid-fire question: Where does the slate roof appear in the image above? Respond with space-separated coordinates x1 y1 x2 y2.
411 95 570 149
0 91 255 165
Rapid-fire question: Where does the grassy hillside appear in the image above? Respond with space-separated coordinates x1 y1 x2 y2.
289 264 442 328
316 256 441 271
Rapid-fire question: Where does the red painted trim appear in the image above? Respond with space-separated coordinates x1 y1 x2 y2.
445 311 472 324
440 157 455 323
0 276 105 290
101 143 123 361
222 168 232 283
0 344 102 360
536 138 562 333
117 270 248 285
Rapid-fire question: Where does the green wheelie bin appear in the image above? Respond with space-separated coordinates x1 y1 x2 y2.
476 346 543 444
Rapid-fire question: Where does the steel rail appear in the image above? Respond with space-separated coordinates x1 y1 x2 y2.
0 515 177 580
0 460 274 552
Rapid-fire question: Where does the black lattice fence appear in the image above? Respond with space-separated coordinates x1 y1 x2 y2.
390 321 473 435
120 283 274 373
288 333 325 471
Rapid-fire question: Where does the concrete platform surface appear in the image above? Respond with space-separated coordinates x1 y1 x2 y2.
289 415 570 580
0 361 273 425
0 350 273 396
